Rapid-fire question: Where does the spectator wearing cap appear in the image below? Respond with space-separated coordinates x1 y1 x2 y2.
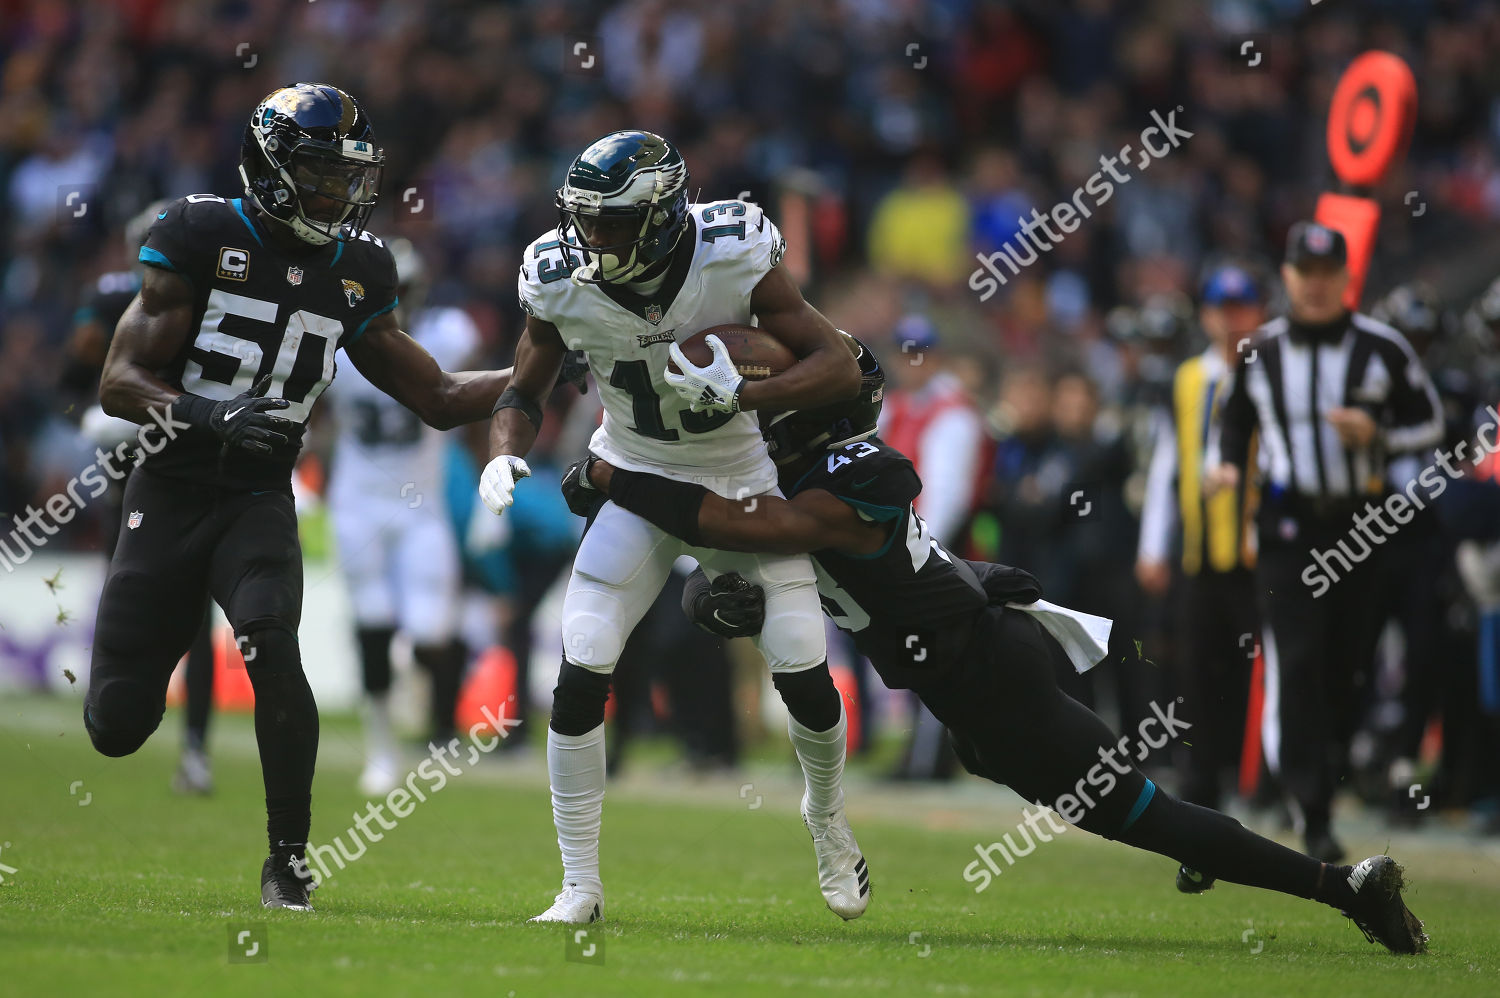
1137 263 1267 810
878 315 986 780
1205 221 1444 860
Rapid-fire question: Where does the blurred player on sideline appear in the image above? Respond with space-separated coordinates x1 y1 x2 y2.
325 238 478 794
1137 264 1266 809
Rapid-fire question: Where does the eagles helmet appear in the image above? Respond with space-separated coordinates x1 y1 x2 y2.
762 333 885 469
555 130 690 285
239 83 383 246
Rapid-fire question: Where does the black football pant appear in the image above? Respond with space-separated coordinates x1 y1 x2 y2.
1255 530 1384 837
85 468 318 850
927 606 1345 905
1174 567 1257 808
101 465 217 751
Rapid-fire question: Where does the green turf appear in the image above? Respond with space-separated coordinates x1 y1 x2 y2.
2 694 1497 997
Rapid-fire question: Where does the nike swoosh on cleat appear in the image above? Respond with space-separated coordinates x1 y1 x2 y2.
157 211 168 219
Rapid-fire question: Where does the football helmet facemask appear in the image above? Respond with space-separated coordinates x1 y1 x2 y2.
555 130 690 285
239 83 383 247
762 333 886 470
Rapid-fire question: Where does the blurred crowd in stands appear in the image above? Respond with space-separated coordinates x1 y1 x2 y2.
4 0 1500 825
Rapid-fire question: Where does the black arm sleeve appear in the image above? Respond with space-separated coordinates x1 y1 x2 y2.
606 468 709 546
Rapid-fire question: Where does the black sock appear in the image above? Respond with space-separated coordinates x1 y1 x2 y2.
183 610 215 748
771 662 842 732
415 640 464 742
243 629 318 852
550 660 611 737
1312 862 1358 908
1116 788 1352 906
356 626 397 696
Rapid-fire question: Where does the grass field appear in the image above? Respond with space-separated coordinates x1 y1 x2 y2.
3 693 1499 997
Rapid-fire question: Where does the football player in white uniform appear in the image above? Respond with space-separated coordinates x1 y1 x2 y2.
479 131 869 924
326 239 477 794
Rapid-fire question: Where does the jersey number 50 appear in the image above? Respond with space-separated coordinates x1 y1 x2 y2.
183 288 341 423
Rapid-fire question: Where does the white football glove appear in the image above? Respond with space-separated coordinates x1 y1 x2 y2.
478 455 531 515
665 335 744 414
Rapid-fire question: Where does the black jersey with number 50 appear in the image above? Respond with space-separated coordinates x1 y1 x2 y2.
135 194 398 490
786 438 989 689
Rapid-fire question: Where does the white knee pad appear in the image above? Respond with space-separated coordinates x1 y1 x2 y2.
560 502 680 671
747 555 827 673
560 579 630 673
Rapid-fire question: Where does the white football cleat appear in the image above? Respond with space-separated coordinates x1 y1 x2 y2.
529 883 604 924
358 755 401 797
801 792 870 920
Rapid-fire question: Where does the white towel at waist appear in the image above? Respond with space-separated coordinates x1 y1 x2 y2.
1004 598 1114 674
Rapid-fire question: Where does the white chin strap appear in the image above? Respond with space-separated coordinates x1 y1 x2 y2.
289 215 338 246
572 249 643 286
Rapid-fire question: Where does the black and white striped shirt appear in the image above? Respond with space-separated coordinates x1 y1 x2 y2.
1216 312 1442 504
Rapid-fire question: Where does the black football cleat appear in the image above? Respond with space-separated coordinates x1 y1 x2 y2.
260 848 317 911
1341 855 1428 954
1175 864 1215 894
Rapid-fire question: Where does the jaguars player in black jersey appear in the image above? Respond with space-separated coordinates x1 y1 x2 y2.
562 335 1428 955
89 83 514 911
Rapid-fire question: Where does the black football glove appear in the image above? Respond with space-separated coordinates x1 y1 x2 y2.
682 569 765 638
964 559 1043 605
560 454 607 519
175 374 302 457
556 350 590 394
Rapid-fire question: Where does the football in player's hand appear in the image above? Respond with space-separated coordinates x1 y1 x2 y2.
670 324 796 381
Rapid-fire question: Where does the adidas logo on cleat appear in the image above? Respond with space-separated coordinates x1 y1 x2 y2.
855 857 870 898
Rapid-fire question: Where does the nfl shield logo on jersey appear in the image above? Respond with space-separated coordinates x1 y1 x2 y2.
286 266 303 286
644 303 663 325
127 510 143 530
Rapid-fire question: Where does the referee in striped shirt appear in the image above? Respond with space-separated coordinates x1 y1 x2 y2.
1205 221 1443 861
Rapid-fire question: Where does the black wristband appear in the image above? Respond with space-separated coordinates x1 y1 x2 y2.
493 385 544 428
607 468 709 547
170 392 217 430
